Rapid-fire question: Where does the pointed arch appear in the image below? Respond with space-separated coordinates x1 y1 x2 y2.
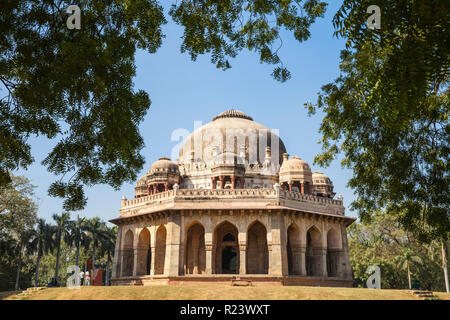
246 220 268 274
121 229 134 277
287 223 302 275
213 221 239 274
327 227 341 277
154 225 166 275
136 228 151 276
306 225 322 276
185 221 206 274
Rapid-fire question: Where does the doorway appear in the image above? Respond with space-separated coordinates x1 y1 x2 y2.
221 246 237 274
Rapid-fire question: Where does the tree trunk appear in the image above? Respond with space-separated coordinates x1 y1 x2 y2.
407 263 411 289
34 250 42 287
15 243 23 291
92 239 96 268
54 231 62 283
442 241 449 293
76 238 80 267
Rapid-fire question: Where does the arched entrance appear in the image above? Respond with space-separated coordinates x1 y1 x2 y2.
287 223 301 275
137 228 151 276
185 222 206 274
122 230 134 277
246 221 268 274
221 245 237 274
306 226 322 276
154 225 166 275
327 228 340 277
213 221 239 274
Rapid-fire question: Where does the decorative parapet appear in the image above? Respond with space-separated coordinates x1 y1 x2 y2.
119 188 345 218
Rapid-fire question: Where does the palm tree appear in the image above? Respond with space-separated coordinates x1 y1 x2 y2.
85 217 106 269
29 219 55 287
99 225 117 286
14 229 33 290
395 248 423 289
66 215 90 268
52 212 71 285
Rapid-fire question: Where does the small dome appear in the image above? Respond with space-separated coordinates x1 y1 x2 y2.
279 156 311 173
149 157 179 173
135 175 147 186
312 170 335 198
279 155 312 184
312 171 333 186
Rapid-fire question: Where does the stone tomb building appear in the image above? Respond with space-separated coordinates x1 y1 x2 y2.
110 110 355 286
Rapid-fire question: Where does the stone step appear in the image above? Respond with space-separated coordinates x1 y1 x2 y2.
231 280 252 286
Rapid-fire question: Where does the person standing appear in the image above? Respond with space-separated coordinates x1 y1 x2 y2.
79 270 84 286
85 271 90 286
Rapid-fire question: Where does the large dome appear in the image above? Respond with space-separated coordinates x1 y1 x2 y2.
178 110 287 166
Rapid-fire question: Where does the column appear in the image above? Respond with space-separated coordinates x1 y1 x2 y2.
164 182 169 191
238 232 246 275
211 177 216 189
132 248 139 276
150 246 156 275
269 213 288 276
308 183 312 195
321 248 328 277
205 244 213 274
288 183 292 192
205 231 213 274
231 175 235 189
300 246 306 276
300 183 305 194
219 176 225 189
112 225 122 279
164 214 181 276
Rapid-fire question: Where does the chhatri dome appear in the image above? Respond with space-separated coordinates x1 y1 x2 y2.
111 109 354 287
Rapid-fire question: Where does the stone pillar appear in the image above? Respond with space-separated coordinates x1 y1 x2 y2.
112 225 122 279
219 176 225 189
269 213 288 276
205 231 213 274
288 183 292 192
238 232 246 275
340 224 353 280
164 214 181 276
164 182 169 191
205 244 213 274
308 184 312 195
300 183 305 194
211 177 216 189
299 246 307 276
231 175 235 189
150 246 156 275
321 248 328 277
132 248 139 276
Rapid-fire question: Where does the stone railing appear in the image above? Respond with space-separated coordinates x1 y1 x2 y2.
121 188 343 211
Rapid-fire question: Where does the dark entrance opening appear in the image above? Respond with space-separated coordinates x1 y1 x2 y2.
146 248 151 275
221 246 237 274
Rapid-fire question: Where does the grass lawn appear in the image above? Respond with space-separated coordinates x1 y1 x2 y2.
2 285 450 300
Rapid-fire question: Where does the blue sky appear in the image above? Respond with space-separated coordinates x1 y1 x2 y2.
16 1 358 224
